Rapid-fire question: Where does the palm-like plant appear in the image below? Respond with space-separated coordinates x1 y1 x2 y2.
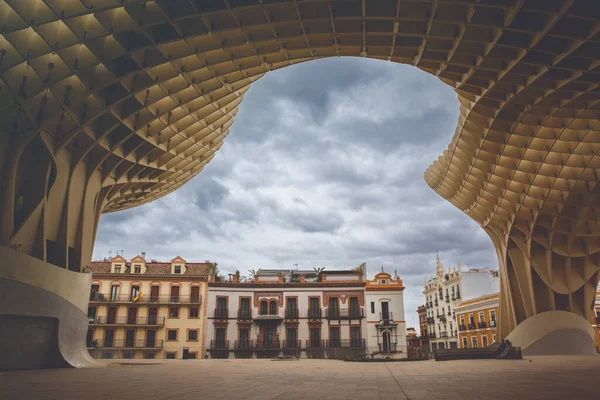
249 269 262 278
313 267 325 282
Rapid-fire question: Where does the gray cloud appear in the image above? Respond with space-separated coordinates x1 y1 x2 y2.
94 57 497 331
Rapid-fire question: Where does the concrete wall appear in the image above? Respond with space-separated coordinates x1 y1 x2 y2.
0 246 95 369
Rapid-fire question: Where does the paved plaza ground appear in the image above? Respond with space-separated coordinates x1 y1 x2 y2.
1 355 599 400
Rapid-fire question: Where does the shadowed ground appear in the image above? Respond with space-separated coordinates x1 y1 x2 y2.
0 356 598 400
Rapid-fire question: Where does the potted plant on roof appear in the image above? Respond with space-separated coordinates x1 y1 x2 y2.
313 267 325 282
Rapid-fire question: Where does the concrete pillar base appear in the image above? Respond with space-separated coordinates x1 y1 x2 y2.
0 246 97 370
506 311 597 356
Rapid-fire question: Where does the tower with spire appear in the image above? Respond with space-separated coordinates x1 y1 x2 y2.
435 251 444 277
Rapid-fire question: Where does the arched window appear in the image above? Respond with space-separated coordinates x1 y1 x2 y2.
260 301 268 315
269 300 277 315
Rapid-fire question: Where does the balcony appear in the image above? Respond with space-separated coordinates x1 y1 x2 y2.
459 324 467 331
88 339 163 349
456 293 461 299
434 300 439 306
255 340 281 350
308 308 322 319
427 317 435 324
478 321 487 329
440 332 448 338
89 293 202 304
447 311 451 316
209 340 230 349
283 340 301 349
378 312 396 327
234 340 253 350
285 308 299 319
214 308 228 319
238 309 252 319
429 333 436 338
326 308 364 319
445 296 450 302
305 339 325 349
468 323 476 330
325 339 366 348
489 319 497 327
89 316 165 326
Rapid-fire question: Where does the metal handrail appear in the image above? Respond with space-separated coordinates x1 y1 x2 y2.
89 316 165 325
326 308 364 319
210 340 229 349
89 293 202 304
88 339 163 349
305 339 325 349
214 308 228 318
325 339 366 348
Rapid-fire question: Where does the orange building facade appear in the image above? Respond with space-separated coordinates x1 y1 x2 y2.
594 284 600 352
455 294 499 349
417 305 428 338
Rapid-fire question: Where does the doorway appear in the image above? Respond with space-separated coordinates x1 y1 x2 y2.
107 307 117 324
127 307 137 324
146 330 156 348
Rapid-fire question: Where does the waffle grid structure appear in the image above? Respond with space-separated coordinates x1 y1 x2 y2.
1 0 599 338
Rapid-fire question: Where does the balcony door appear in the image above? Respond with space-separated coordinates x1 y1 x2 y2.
329 327 340 347
310 327 321 347
127 307 137 324
146 330 156 347
148 307 157 325
170 286 180 302
150 286 159 302
309 297 319 318
328 297 339 318
191 286 200 303
216 328 226 348
110 285 119 301
125 330 135 347
350 297 360 317
130 285 140 302
105 329 115 347
381 301 389 320
351 327 361 347
239 328 249 349
107 307 117 324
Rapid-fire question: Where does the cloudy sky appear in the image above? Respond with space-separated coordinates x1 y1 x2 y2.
94 57 497 329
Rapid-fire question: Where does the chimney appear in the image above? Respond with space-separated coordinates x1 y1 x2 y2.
141 252 146 259
232 275 238 283
299 274 306 284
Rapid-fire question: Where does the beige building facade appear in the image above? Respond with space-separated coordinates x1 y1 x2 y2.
88 255 210 360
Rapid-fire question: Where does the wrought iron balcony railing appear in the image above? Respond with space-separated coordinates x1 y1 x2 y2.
308 308 322 319
209 340 230 349
445 296 450 302
378 343 398 353
285 308 299 319
255 340 281 350
305 339 325 349
89 316 165 326
214 308 228 319
238 309 252 319
89 293 202 304
234 340 253 350
325 339 366 348
326 308 364 319
87 339 163 349
283 340 301 349
459 324 467 331
468 323 477 330
478 321 487 328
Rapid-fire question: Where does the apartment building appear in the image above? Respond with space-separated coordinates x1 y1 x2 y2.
455 293 499 349
205 268 406 359
422 254 499 351
87 255 210 359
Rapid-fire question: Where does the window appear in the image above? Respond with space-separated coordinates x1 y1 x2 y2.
492 334 497 342
469 314 475 325
167 330 178 341
287 327 297 346
134 265 141 273
370 302 375 313
90 284 99 300
174 265 181 274
260 301 268 315
114 266 121 273
169 308 179 318
188 352 197 359
478 312 485 323
269 300 277 315
188 330 198 341
130 285 140 301
286 297 297 318
189 307 199 318
110 285 120 301
490 309 496 324
462 337 468 348
239 328 250 348
144 352 155 359
166 352 176 359
349 297 360 317
471 336 478 348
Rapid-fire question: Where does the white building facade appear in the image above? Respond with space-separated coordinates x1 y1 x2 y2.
205 268 407 359
365 271 407 358
423 255 499 351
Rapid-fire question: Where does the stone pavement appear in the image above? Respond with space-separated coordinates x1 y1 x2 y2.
1 356 599 400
